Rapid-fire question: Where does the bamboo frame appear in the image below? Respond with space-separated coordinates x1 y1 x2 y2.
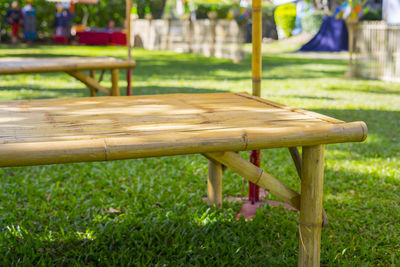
205 152 301 209
0 58 136 75
0 92 367 267
67 71 111 96
126 0 132 95
289 147 302 179
111 69 120 96
250 0 262 202
89 70 97 97
252 0 262 97
207 159 223 209
299 145 325 266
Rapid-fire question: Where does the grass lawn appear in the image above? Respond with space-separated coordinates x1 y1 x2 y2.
0 44 399 266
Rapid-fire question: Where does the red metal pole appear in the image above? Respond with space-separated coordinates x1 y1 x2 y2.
249 149 260 204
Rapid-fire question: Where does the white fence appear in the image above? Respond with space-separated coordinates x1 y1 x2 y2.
355 21 400 82
131 18 245 62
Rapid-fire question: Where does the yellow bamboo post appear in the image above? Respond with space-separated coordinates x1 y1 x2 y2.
289 147 302 179
207 159 223 209
299 145 325 267
252 0 262 97
111 69 120 96
249 0 263 203
126 0 132 95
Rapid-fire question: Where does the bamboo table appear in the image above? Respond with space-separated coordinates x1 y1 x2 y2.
0 57 136 96
0 92 367 266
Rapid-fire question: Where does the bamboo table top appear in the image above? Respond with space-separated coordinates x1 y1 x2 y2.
0 93 367 167
0 57 136 75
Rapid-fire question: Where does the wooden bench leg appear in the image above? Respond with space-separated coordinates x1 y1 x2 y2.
111 69 120 96
89 70 97 97
299 145 325 267
207 159 223 209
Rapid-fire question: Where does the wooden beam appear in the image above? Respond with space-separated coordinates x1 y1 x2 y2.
67 71 111 95
299 145 325 267
207 159 223 209
89 70 97 97
289 146 328 227
111 69 120 96
252 0 262 97
289 147 302 179
204 151 300 210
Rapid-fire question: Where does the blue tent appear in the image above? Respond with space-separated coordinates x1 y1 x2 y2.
299 16 348 52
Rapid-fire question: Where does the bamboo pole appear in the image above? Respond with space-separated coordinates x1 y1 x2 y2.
0 121 367 168
89 70 97 97
252 0 262 97
289 147 302 179
207 159 223 209
205 152 301 209
67 71 111 95
298 145 325 267
0 59 136 75
111 69 120 96
249 0 263 203
126 0 132 96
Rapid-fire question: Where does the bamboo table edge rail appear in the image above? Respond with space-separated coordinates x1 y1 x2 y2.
0 92 367 266
0 57 136 96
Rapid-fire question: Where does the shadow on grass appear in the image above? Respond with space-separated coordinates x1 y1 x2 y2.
133 54 348 81
1 165 397 266
326 83 400 96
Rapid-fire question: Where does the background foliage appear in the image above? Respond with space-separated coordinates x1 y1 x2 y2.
274 3 296 38
301 13 324 35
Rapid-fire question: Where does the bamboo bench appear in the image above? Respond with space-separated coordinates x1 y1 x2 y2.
0 57 136 96
0 92 367 266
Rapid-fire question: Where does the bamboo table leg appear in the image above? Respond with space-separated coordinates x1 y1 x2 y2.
207 159 223 209
111 69 120 96
89 70 97 97
299 145 325 267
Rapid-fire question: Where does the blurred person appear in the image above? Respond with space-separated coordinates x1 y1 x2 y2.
22 0 36 41
5 1 22 44
55 3 74 43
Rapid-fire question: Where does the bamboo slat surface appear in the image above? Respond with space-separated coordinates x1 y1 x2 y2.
0 57 136 74
0 93 367 167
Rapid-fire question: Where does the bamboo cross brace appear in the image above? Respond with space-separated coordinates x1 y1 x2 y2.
204 151 301 209
204 151 328 226
67 71 111 96
289 147 302 179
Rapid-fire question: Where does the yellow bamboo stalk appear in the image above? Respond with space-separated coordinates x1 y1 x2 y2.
205 152 301 209
111 69 120 96
299 145 325 267
0 58 136 75
126 0 132 61
252 0 262 97
66 71 111 95
207 159 223 209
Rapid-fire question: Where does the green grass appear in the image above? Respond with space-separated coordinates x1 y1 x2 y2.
0 44 399 266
